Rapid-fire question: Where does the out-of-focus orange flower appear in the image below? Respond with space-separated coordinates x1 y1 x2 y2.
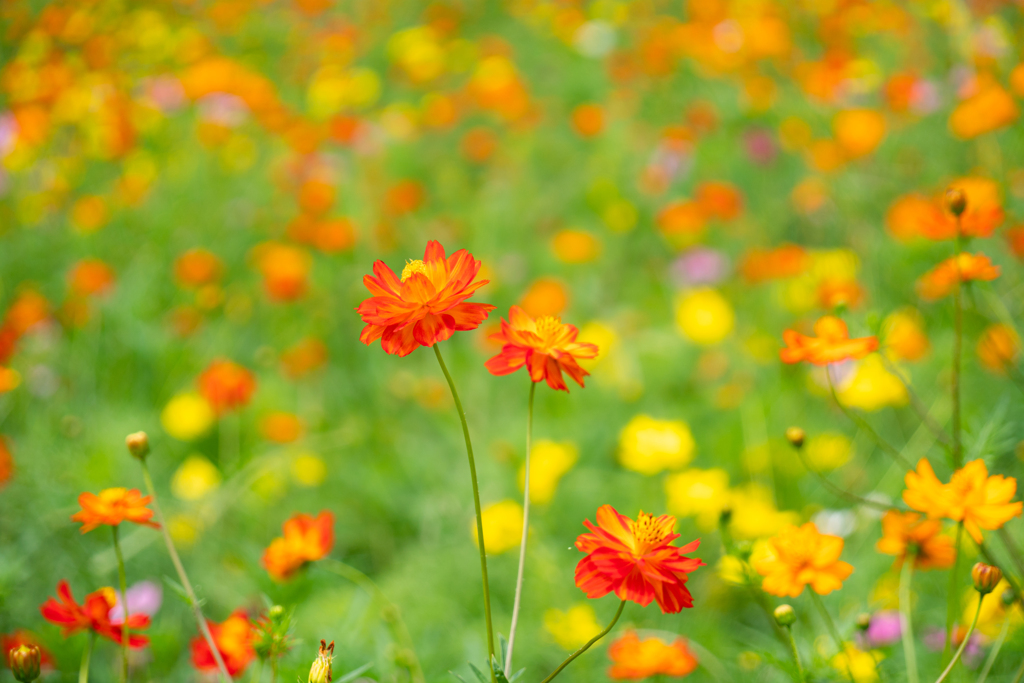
484 306 598 391
977 324 1020 374
695 181 742 221
551 230 601 263
886 194 936 241
899 179 1005 241
357 241 494 357
574 505 704 614
262 511 335 581
807 139 846 173
252 242 312 302
0 367 20 394
461 127 497 163
657 201 706 242
876 510 955 570
903 458 1023 544
753 522 853 597
1006 225 1024 260
519 278 568 318
198 359 257 415
917 253 1000 301
571 103 604 137
68 259 115 298
384 180 425 216
41 581 149 647
3 291 49 336
191 611 255 677
740 245 809 283
298 179 335 216
281 338 328 379
1 631 54 671
607 631 698 680
0 437 12 488
817 279 864 309
949 83 1018 139
313 218 356 254
882 308 930 362
260 412 303 443
70 196 109 234
71 488 159 533
780 316 878 365
174 249 223 288
833 109 886 158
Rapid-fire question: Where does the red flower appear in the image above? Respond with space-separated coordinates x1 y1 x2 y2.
40 581 149 647
357 241 495 357
198 359 257 415
191 611 255 678
484 306 599 391
574 505 704 614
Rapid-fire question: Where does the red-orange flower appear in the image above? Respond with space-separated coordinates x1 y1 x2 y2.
903 458 1023 544
574 505 704 614
191 611 255 677
484 306 599 391
753 522 853 597
40 581 149 647
68 259 116 298
740 245 810 283
875 510 956 570
198 359 257 415
71 488 159 533
780 316 878 365
262 511 335 581
357 241 495 357
174 249 223 288
917 253 1000 301
607 631 698 680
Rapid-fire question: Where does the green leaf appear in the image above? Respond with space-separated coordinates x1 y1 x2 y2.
468 662 490 683
336 662 372 683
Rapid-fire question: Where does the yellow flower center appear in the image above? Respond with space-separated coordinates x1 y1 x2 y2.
630 511 668 554
401 259 428 282
535 315 563 338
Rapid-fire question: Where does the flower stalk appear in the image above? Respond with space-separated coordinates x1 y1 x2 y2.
809 591 854 683
899 552 919 683
825 366 911 468
945 521 964 659
936 594 982 683
539 599 625 683
505 380 536 676
111 526 130 683
78 632 94 683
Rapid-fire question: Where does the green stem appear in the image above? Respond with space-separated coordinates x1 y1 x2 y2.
878 353 953 451
936 595 982 683
952 232 964 469
899 555 919 683
946 522 964 659
810 591 854 683
976 612 1010 683
140 461 232 682
270 658 277 683
433 344 496 680
791 441 891 511
112 526 130 683
782 625 805 683
505 380 536 676
998 527 1024 581
78 632 94 683
539 600 625 683
249 661 262 683
1012 657 1024 683
826 368 911 468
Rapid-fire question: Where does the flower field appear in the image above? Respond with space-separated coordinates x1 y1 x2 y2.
2 1 1024 682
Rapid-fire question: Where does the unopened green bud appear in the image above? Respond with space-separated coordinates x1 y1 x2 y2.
309 639 334 683
9 644 41 682
774 604 796 627
125 431 150 460
855 613 871 631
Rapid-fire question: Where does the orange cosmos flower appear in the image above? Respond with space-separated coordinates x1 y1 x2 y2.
68 259 116 298
574 505 704 614
198 359 257 415
174 249 223 288
607 631 698 680
916 253 1000 301
280 337 328 379
357 241 495 357
780 316 878 365
40 581 149 647
875 510 955 570
71 488 159 533
0 437 12 488
484 306 599 391
191 611 255 677
739 245 809 283
262 511 335 581
903 458 1023 544
753 522 853 597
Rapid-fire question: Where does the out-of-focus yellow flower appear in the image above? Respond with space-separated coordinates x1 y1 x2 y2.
543 603 602 650
602 199 638 232
977 324 1020 374
618 415 695 475
0 367 21 393
576 321 616 369
717 555 747 585
291 453 327 487
551 229 601 263
665 468 730 530
833 109 886 159
804 433 853 471
168 514 203 547
171 455 222 501
519 440 577 505
675 288 734 345
387 27 446 83
161 392 216 441
832 645 882 683
728 484 799 540
837 354 908 411
252 470 287 500
473 500 523 554
964 579 1023 637
870 572 900 610
882 308 930 362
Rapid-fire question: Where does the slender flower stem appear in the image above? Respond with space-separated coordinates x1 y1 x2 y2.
810 591 854 683
946 522 964 659
826 367 911 468
79 632 95 683
112 526 130 683
878 354 953 451
899 555 919 683
976 612 1010 683
505 380 536 676
433 343 496 680
936 595 982 683
1012 657 1024 683
539 600 626 683
249 661 263 683
998 527 1024 581
781 625 805 683
952 231 964 469
791 441 891 511
139 460 232 682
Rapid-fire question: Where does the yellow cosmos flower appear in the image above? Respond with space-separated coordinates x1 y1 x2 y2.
161 392 215 441
675 288 735 346
832 644 883 683
837 354 908 412
171 455 222 501
728 483 800 540
291 453 327 487
519 440 577 505
543 604 603 650
665 468 730 530
473 500 523 554
963 579 1023 637
804 433 853 471
618 415 695 475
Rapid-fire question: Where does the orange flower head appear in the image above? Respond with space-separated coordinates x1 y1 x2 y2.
753 522 853 597
71 488 159 533
68 259 116 298
740 245 809 283
695 181 743 221
40 581 150 647
280 338 328 379
253 242 312 302
903 458 1022 543
357 241 495 357
0 437 12 488
574 505 704 614
875 510 955 570
780 316 878 365
262 511 335 581
607 631 699 680
484 306 599 391
174 249 223 288
917 253 1000 301
191 610 255 677
198 359 257 415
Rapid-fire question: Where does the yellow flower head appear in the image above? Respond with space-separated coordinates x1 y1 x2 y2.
161 392 215 441
473 500 523 555
805 433 853 471
832 644 883 683
520 440 577 505
618 415 695 475
171 455 222 501
665 468 730 530
543 604 602 650
728 483 800 540
837 354 908 412
675 288 735 346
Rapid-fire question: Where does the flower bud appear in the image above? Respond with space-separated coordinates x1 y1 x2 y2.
855 613 871 631
971 562 1002 594
785 427 805 448
945 188 967 217
308 639 334 683
9 644 41 682
125 431 150 460
773 604 796 627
